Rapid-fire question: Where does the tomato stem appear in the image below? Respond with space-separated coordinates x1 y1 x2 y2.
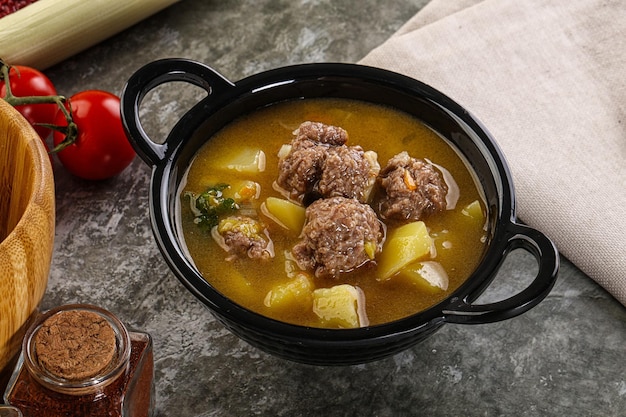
1 59 78 152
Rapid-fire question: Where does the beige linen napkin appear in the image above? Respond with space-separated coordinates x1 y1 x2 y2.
360 0 626 306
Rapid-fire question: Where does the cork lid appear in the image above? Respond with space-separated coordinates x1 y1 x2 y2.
33 309 117 381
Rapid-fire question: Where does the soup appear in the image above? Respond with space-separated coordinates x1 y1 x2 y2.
179 98 487 328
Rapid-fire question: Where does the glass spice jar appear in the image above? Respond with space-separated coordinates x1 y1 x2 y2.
3 304 154 417
0 405 23 417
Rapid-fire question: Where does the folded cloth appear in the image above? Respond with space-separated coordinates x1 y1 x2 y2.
359 0 626 306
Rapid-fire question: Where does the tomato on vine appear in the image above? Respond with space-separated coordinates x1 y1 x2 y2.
52 90 136 180
1 60 135 180
0 64 58 139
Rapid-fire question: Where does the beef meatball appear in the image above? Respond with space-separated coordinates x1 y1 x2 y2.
318 146 380 203
276 121 379 204
276 121 349 202
276 144 326 201
213 216 274 260
292 197 383 278
293 121 348 147
377 151 447 221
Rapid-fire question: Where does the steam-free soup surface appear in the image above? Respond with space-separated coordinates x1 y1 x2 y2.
180 98 487 327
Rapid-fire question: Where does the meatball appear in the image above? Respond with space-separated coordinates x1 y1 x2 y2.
293 121 348 147
213 216 274 260
292 197 383 278
276 121 379 204
276 144 326 200
318 146 379 202
377 151 448 221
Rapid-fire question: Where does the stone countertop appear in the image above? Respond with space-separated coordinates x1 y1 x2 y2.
23 0 626 416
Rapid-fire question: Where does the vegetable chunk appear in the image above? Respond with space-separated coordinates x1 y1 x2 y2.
264 274 314 311
217 148 266 173
312 284 369 328
377 221 432 280
462 200 483 220
397 261 449 292
263 197 306 233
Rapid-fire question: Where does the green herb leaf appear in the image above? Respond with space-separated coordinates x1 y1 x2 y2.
185 184 239 230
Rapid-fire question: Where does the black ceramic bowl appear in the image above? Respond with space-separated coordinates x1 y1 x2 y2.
121 58 559 366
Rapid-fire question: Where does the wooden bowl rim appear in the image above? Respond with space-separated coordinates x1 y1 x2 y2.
0 99 54 247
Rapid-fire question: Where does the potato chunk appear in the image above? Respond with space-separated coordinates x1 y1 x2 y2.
264 273 314 311
377 221 432 280
397 261 449 292
312 284 369 328
215 148 266 173
461 199 483 220
262 197 306 233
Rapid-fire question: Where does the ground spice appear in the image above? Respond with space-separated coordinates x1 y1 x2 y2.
3 305 154 417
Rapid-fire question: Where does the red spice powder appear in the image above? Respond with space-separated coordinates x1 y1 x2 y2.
0 0 39 18
6 333 154 417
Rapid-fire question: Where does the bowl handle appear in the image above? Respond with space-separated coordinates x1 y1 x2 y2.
120 58 235 166
442 222 559 324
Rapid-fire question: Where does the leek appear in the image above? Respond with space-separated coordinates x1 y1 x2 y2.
0 0 180 69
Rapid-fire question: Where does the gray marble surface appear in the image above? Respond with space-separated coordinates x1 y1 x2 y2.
13 0 626 416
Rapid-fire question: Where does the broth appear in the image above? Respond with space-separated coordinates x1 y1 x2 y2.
180 98 487 327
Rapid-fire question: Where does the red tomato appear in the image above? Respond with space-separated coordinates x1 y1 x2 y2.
53 90 135 180
0 65 58 139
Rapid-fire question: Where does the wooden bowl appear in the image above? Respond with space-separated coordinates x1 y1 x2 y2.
0 99 55 374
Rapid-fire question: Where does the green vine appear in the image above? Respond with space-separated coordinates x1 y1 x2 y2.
1 58 78 152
